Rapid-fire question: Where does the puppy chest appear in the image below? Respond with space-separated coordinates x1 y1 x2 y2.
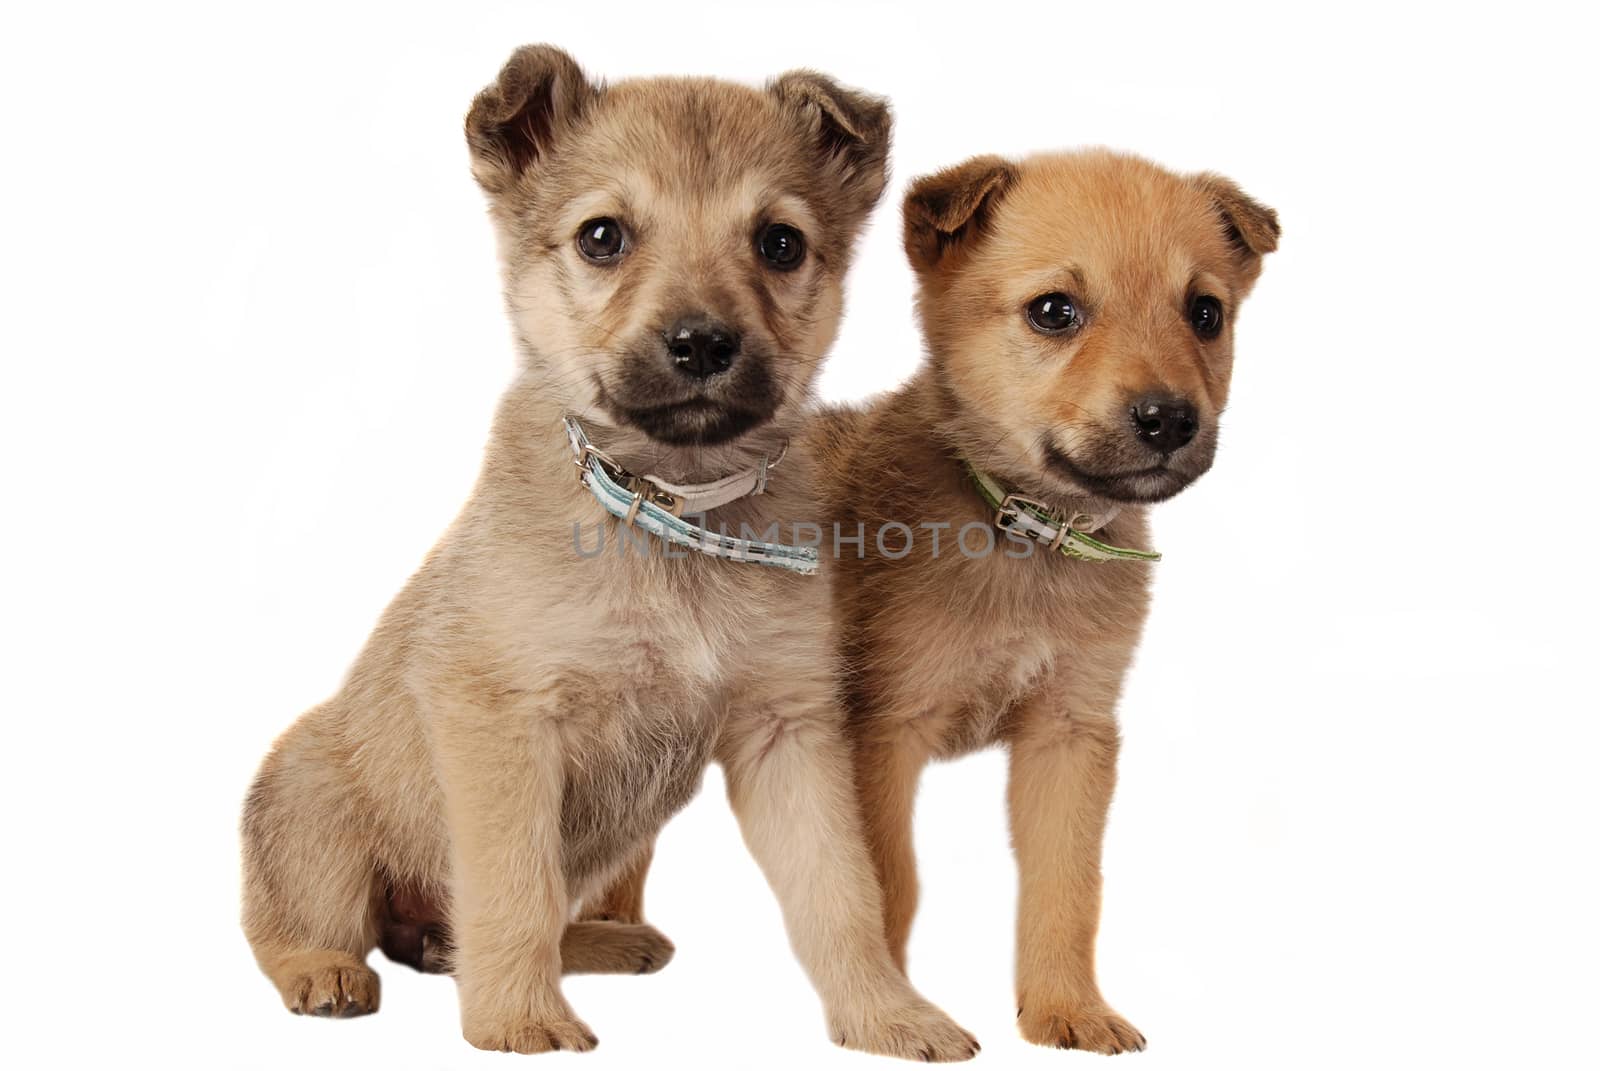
558 698 720 885
947 637 1057 750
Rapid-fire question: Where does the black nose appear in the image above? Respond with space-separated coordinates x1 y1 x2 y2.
664 317 740 379
1130 395 1200 453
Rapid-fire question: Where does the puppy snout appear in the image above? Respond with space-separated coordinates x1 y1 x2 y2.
1129 394 1199 454
664 316 740 380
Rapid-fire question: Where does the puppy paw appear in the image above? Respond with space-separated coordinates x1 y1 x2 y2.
464 1013 598 1054
561 920 675 975
1018 1003 1145 1054
831 998 979 1062
283 957 380 1018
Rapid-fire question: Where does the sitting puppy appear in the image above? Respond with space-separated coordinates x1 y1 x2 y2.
240 45 976 1060
597 149 1277 1053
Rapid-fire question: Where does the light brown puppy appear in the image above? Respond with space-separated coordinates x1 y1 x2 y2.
240 45 977 1060
603 149 1278 1053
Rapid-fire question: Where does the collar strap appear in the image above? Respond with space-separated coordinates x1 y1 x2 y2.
965 462 1161 563
641 452 782 515
563 417 785 517
564 417 818 576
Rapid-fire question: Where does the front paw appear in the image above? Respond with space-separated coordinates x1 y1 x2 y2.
464 1012 598 1054
830 998 980 1062
1018 1002 1145 1054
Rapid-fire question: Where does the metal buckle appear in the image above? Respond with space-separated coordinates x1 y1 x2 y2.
576 443 620 480
621 475 683 517
578 445 685 518
995 493 1050 534
996 492 1077 551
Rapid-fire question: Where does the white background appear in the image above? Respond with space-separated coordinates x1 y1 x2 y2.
4 2 1597 1068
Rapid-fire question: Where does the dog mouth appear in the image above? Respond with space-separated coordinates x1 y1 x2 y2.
1042 444 1206 503
610 397 774 446
595 351 785 447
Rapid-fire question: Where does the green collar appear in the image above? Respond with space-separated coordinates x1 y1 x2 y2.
965 462 1161 563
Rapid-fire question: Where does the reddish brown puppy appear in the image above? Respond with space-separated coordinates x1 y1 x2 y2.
835 150 1278 1053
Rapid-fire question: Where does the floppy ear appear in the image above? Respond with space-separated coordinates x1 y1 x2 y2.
465 45 600 197
769 71 892 221
1192 172 1280 260
902 155 1018 275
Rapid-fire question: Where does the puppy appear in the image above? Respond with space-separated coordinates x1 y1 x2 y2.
240 45 977 1060
832 150 1279 1052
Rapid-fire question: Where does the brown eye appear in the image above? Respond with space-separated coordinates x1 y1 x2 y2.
757 223 805 270
1190 295 1224 338
576 218 625 263
1026 292 1081 335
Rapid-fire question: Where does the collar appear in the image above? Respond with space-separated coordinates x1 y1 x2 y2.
965 461 1161 563
564 416 818 576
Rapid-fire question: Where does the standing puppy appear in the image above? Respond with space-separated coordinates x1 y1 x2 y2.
824 151 1278 1052
240 45 977 1060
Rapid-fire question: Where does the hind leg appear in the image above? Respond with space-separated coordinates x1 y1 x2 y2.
378 880 456 974
241 717 382 1017
380 844 674 977
577 840 653 924
854 725 930 973
562 840 674 973
266 949 381 1017
379 919 675 978
560 922 675 974
380 917 674 977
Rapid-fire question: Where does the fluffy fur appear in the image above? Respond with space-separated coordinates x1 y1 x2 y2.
239 45 976 1060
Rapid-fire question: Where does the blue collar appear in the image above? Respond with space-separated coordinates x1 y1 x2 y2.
564 417 819 576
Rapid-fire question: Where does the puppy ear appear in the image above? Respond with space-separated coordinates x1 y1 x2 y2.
769 71 892 219
902 155 1018 275
465 45 600 197
1192 172 1280 259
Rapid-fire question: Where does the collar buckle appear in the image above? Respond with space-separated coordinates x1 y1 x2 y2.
562 414 818 576
574 444 683 516
996 493 1100 552
574 441 618 480
620 475 683 517
995 492 1059 537
968 458 1159 563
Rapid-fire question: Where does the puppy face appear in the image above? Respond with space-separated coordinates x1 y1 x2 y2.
905 151 1278 503
467 47 890 447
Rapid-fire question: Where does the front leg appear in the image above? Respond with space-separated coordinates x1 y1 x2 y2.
430 686 596 1054
718 682 978 1062
1008 705 1145 1054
